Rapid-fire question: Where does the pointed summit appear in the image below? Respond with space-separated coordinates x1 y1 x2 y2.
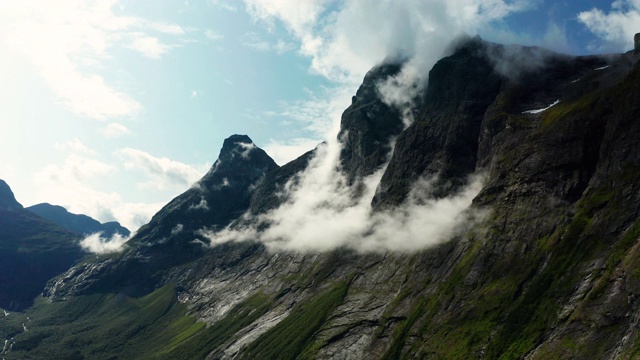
0 179 23 209
200 134 277 188
216 134 259 165
130 134 277 248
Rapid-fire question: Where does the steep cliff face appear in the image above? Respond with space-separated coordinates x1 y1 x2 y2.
8 39 640 359
339 63 405 184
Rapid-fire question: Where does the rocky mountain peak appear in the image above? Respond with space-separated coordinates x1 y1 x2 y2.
0 178 23 209
200 134 278 187
338 62 406 184
219 134 255 159
117 135 277 269
635 32 639 53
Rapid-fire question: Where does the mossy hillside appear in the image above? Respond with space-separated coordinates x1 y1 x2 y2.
240 281 350 360
372 165 637 360
162 292 273 359
2 285 208 360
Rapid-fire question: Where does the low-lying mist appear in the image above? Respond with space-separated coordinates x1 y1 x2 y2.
199 134 486 253
80 232 132 254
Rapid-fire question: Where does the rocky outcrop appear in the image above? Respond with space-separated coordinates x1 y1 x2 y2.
635 33 639 52
338 63 405 185
373 39 502 207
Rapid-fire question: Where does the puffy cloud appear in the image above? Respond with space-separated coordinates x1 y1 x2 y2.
242 0 553 163
189 198 210 211
243 0 535 85
80 232 131 254
116 148 206 190
263 137 320 165
578 0 640 51
127 35 172 59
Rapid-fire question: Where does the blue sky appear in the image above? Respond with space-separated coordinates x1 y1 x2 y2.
0 0 638 231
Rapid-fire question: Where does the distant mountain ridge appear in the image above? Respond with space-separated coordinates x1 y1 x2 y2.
0 179 86 311
27 203 130 238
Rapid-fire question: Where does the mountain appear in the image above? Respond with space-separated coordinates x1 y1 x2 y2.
26 203 130 238
0 180 85 311
0 179 21 210
5 36 640 359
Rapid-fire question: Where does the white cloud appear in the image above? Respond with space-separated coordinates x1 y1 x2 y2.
171 223 184 235
578 0 640 51
205 29 224 41
114 201 165 231
34 153 123 224
54 138 96 155
274 39 297 54
241 32 296 53
0 1 184 120
147 21 185 35
189 198 210 211
39 153 114 182
80 232 131 254
242 32 272 51
127 34 172 59
101 123 132 138
117 148 206 190
208 0 238 12
35 143 171 231
264 137 320 165
200 140 485 252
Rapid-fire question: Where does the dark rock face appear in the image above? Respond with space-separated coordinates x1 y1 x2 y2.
28 38 640 360
635 33 640 52
248 147 316 215
27 203 130 238
0 179 22 209
373 39 502 207
338 63 406 184
132 134 278 247
0 181 84 311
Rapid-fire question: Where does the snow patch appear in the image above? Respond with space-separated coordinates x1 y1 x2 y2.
523 100 560 114
595 65 611 70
